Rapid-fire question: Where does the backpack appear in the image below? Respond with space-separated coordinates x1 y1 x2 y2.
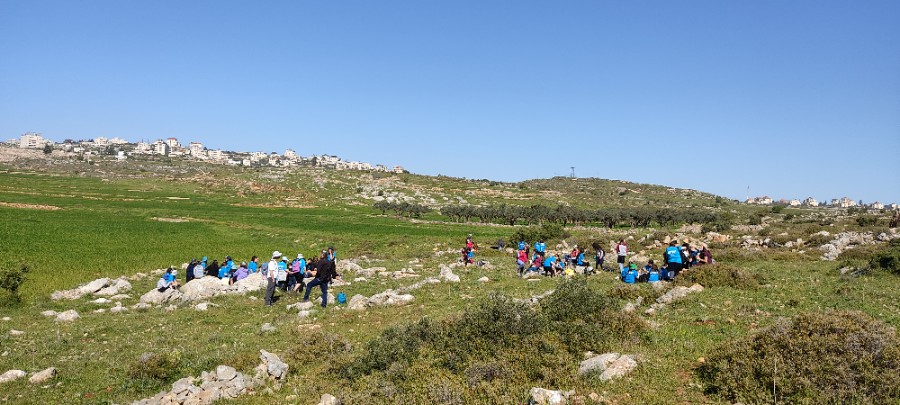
292 260 301 273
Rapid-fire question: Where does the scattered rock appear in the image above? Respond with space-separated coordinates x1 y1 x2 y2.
0 370 26 384
94 278 132 296
1 317 10 321
28 367 56 384
259 350 288 380
478 276 490 283
348 294 368 311
286 301 314 311
261 323 277 333
318 393 341 405
579 353 638 381
110 303 128 313
195 302 218 311
40 310 57 317
51 277 111 300
55 310 79 323
298 310 313 318
656 284 704 305
529 387 567 405
131 302 151 310
215 365 237 381
440 265 460 283
9 329 25 336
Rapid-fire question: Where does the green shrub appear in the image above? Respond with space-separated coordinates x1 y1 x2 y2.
675 263 761 289
697 311 900 404
870 240 900 275
126 351 183 383
0 262 29 302
605 284 644 300
856 215 879 227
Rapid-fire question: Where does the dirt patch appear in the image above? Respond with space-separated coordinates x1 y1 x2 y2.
164 197 190 200
0 201 62 210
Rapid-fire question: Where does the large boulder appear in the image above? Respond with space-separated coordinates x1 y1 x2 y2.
234 272 266 293
139 287 183 305
51 277 111 300
656 284 704 305
336 259 362 273
440 265 460 283
318 393 341 405
94 278 132 296
348 294 368 311
180 276 230 302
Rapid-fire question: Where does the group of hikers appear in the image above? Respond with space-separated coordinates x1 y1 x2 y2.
513 237 713 282
156 246 342 307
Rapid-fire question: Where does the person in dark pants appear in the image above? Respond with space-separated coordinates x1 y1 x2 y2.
264 251 281 306
663 241 683 280
304 251 338 308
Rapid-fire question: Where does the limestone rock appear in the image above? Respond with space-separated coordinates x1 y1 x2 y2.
579 353 638 381
286 301 314 311
131 302 151 310
260 323 277 333
318 393 341 405
656 284 704 305
314 293 336 306
40 310 57 317
529 387 567 405
348 294 368 311
216 365 237 381
0 370 26 384
259 350 288 380
234 272 266 293
478 276 490 283
140 287 183 305
181 276 230 302
579 352 621 375
94 278 132 296
110 303 128 313
55 310 79 322
440 265 460 283
28 367 56 384
9 329 25 336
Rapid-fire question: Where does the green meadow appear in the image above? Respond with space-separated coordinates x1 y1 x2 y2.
0 158 898 404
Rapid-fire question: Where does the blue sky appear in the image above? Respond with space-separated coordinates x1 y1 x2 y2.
2 1 898 203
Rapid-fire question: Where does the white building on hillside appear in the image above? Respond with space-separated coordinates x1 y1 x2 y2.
109 137 128 145
208 149 228 161
189 142 205 156
871 202 885 210
746 196 773 205
135 142 152 154
284 149 299 160
788 199 801 206
831 197 857 208
165 138 180 148
249 152 268 163
153 140 169 156
803 197 818 207
94 137 109 147
19 132 46 149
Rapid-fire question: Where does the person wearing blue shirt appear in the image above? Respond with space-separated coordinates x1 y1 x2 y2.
157 268 180 292
623 267 637 284
518 241 526 251
534 240 546 259
542 254 556 276
664 241 684 280
248 256 259 273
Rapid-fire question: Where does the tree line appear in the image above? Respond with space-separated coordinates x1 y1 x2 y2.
373 201 731 229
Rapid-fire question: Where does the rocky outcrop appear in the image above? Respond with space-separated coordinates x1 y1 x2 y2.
55 310 79 323
131 350 288 405
579 353 638 381
139 287 183 305
51 277 132 300
439 265 460 283
529 387 568 405
346 291 415 311
646 284 704 315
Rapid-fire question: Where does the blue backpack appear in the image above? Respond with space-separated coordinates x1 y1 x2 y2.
336 292 347 304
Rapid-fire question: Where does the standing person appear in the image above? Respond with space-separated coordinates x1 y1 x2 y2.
615 239 628 273
264 251 281 306
465 234 475 251
304 250 338 308
534 239 546 259
516 247 528 276
664 241 684 280
288 254 305 292
594 247 606 272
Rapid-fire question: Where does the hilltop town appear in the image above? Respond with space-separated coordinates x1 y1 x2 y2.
10 132 407 174
8 131 897 210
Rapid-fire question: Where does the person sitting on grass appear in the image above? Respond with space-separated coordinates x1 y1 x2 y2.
231 262 250 284
696 245 713 266
186 259 197 283
623 262 638 284
646 260 660 283
206 260 219 278
542 254 556 276
157 268 180 292
525 254 542 275
553 256 566 277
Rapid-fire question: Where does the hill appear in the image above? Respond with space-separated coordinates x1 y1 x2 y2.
0 149 898 404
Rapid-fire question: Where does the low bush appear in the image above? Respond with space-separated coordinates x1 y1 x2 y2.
870 240 900 275
675 263 761 289
0 261 29 303
126 351 183 383
697 310 900 404
337 279 644 401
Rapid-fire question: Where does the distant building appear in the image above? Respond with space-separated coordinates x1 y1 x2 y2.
890 203 899 211
393 165 405 174
153 140 170 156
803 197 818 207
746 196 773 205
19 132 46 149
871 202 884 210
788 199 801 207
165 138 180 148
189 142 205 156
208 149 228 161
109 137 128 145
831 197 857 208
249 152 267 163
94 137 109 147
284 149 299 160
135 142 152 154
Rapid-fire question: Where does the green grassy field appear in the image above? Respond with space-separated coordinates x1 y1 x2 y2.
0 159 898 404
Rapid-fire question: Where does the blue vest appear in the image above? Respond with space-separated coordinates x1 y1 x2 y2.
666 246 683 264
648 271 660 282
518 241 526 250
248 262 258 273
624 270 637 284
